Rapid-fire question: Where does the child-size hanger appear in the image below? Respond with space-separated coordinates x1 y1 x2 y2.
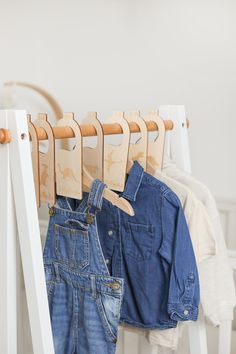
34 113 56 205
82 166 134 216
82 112 103 180
143 111 166 175
56 113 134 216
56 112 83 199
104 111 130 191
125 111 148 172
28 114 40 207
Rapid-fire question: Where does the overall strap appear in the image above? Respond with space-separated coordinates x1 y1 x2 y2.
86 179 106 223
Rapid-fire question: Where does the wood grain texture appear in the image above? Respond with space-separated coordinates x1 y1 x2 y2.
34 114 56 205
56 112 82 199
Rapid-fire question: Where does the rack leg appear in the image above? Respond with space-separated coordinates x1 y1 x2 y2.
188 319 208 354
0 110 17 354
218 320 232 354
8 110 55 354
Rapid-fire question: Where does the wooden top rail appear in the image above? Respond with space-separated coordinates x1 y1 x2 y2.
0 119 177 144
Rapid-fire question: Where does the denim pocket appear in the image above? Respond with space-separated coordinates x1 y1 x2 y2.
96 293 122 343
54 224 89 269
125 222 155 261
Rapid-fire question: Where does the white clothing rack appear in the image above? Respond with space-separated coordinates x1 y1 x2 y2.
162 105 232 354
0 110 55 354
0 108 232 354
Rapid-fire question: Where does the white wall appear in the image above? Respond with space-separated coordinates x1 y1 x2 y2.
0 0 236 199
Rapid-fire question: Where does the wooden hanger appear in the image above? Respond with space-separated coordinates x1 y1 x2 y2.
56 113 134 215
104 112 130 191
82 166 134 216
125 111 148 172
82 112 104 180
27 114 40 207
56 112 83 199
143 111 166 175
34 113 56 205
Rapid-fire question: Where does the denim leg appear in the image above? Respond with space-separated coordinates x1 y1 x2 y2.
76 289 118 354
46 274 76 354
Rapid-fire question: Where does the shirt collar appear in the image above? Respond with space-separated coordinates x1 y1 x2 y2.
122 161 144 202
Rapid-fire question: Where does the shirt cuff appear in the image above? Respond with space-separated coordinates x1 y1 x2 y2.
168 303 199 321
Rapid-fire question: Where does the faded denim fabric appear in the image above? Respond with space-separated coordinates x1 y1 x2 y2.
77 162 200 329
43 180 124 354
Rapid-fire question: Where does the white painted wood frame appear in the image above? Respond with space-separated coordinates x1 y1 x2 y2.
0 110 17 354
159 105 233 354
0 110 55 354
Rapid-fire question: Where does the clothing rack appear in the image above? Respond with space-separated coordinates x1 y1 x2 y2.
0 108 232 354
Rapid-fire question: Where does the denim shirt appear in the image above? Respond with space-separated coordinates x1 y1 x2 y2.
94 161 200 329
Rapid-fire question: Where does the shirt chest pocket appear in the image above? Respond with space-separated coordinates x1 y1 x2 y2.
54 224 89 269
125 222 155 261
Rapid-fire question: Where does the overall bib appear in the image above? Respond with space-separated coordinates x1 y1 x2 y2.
43 180 124 354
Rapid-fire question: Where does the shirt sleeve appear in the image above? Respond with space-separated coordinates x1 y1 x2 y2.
159 191 200 322
187 200 216 262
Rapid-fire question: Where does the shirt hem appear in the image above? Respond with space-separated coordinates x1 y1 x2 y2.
120 319 177 330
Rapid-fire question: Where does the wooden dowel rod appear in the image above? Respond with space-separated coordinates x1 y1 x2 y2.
0 119 191 144
0 128 11 144
34 120 174 141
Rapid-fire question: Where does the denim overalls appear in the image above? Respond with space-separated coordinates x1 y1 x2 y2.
43 180 124 354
